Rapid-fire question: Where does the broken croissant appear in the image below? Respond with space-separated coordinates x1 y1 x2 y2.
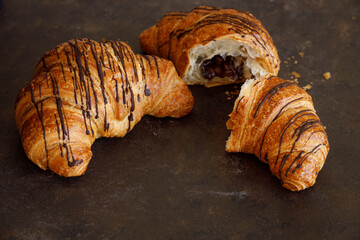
15 38 194 177
226 76 329 191
140 6 280 87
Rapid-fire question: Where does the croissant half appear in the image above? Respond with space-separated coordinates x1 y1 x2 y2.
226 76 329 191
140 6 280 87
15 38 194 177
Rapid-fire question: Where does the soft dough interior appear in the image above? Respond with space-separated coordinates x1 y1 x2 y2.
237 78 257 100
184 37 269 86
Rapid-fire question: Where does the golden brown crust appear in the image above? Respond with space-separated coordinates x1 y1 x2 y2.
15 38 194 177
226 76 329 191
140 6 280 82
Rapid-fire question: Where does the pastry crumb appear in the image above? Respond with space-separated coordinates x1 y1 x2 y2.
284 60 288 64
323 72 331 80
227 97 231 100
293 78 299 83
298 52 304 57
230 90 240 95
294 60 298 64
303 84 312 90
291 56 295 59
101 38 107 42
291 71 301 78
225 91 230 96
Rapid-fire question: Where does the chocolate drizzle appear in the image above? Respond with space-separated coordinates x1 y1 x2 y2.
60 63 66 82
153 56 160 79
160 9 273 60
127 112 133 133
29 84 48 163
254 82 295 118
275 111 317 167
292 144 323 173
23 38 156 169
113 77 119 102
50 74 83 167
54 113 63 157
235 96 244 113
162 12 187 22
64 143 83 167
251 80 326 180
138 56 152 97
258 97 305 161
88 40 108 105
68 41 95 133
144 85 151 96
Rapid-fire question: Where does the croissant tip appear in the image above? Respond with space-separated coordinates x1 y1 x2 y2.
51 164 88 177
282 180 311 192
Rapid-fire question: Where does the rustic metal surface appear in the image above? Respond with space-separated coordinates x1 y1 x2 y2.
1 0 359 239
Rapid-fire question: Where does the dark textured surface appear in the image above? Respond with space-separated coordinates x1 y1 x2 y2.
1 0 359 239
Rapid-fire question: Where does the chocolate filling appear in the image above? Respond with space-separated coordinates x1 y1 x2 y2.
201 55 245 81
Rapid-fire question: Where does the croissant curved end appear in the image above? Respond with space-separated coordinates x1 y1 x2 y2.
282 179 308 192
47 143 92 177
226 76 329 191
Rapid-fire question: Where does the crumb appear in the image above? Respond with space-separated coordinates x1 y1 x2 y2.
298 52 304 57
233 85 238 89
101 38 107 42
293 78 299 83
225 91 230 96
284 60 288 64
230 90 240 95
303 84 312 90
294 60 298 64
291 71 301 78
227 97 231 100
291 56 295 59
323 72 331 80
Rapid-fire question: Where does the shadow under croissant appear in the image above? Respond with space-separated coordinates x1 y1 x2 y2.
224 152 283 189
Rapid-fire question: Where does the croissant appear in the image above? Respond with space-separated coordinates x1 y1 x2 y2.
226 76 329 191
15 38 194 177
140 6 280 87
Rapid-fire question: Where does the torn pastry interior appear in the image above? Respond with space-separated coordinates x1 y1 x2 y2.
188 39 264 86
139 6 280 87
201 55 248 81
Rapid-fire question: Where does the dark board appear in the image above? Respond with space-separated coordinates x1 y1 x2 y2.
0 0 359 239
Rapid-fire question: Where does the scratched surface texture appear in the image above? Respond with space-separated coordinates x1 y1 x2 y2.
0 0 359 239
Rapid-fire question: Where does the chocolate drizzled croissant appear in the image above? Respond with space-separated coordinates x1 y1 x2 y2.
140 6 280 87
226 76 329 191
15 38 194 177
